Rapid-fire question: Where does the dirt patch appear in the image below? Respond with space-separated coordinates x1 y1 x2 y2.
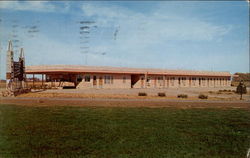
16 88 249 101
1 87 249 109
1 97 249 109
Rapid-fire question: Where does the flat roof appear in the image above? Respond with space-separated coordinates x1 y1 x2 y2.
26 65 231 77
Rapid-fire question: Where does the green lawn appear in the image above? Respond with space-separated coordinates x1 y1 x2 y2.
0 104 249 158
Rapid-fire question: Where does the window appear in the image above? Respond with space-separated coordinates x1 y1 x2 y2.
156 76 163 86
85 75 90 82
104 76 113 84
178 78 181 85
209 78 212 85
145 77 151 86
202 78 205 86
104 76 109 84
157 76 163 84
147 77 150 83
77 74 83 82
123 76 126 83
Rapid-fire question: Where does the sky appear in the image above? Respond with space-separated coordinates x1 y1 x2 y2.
0 1 249 79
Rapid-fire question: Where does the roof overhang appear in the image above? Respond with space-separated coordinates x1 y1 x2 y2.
26 65 231 77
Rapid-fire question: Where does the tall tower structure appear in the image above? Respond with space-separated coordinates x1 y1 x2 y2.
6 40 14 90
2 40 29 97
19 48 26 88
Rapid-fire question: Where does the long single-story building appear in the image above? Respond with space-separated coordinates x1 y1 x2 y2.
26 65 232 89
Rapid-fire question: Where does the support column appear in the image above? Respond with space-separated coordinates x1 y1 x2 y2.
42 74 44 88
163 75 166 88
144 73 147 88
167 77 169 87
33 74 35 88
189 77 192 87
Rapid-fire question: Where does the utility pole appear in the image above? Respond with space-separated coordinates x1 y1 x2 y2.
0 42 2 80
0 19 2 81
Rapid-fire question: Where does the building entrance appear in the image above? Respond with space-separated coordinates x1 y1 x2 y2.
93 76 97 87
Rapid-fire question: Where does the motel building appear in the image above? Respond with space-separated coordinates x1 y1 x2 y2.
26 65 232 89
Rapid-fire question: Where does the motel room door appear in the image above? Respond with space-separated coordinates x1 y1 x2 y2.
93 76 97 87
99 76 103 88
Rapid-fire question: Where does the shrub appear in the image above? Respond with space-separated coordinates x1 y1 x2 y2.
198 94 208 99
218 89 232 93
158 92 166 97
138 92 147 96
177 94 188 98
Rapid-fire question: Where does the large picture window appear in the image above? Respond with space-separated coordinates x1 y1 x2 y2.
104 76 113 84
157 77 163 82
77 74 83 82
85 75 90 82
157 76 163 86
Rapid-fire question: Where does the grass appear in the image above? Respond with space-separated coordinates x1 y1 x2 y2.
0 104 249 158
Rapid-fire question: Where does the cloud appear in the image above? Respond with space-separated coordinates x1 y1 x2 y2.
81 4 134 19
0 1 56 12
81 3 231 42
1 1 245 77
77 3 236 70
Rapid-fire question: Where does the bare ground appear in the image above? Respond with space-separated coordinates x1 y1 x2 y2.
17 87 250 100
1 87 249 109
1 97 249 109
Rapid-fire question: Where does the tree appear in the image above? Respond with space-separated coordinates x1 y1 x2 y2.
236 81 247 100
